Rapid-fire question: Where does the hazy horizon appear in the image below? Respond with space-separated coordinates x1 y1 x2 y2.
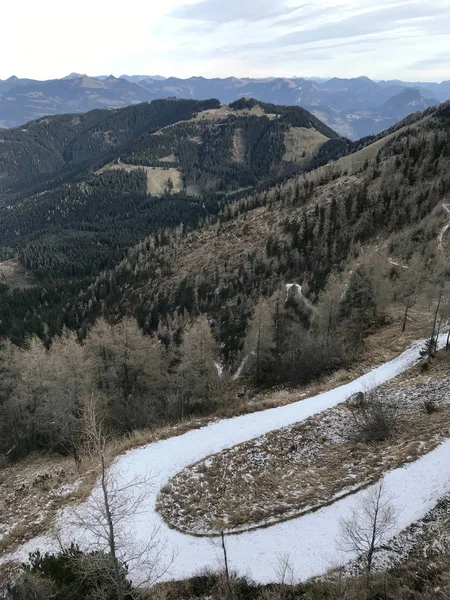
2 72 450 85
3 0 450 82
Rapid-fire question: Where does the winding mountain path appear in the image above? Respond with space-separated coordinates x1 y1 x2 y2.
6 335 450 584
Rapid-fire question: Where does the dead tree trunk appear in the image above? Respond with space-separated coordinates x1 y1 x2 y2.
221 531 234 600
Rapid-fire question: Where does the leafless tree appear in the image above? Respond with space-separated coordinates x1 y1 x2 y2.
273 553 295 599
70 394 174 600
421 284 445 360
394 255 424 332
221 531 234 600
209 531 236 600
314 272 345 343
339 479 397 590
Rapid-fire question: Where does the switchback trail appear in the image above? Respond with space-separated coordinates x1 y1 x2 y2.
5 335 450 584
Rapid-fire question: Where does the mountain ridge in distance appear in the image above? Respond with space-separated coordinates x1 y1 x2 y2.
0 73 447 138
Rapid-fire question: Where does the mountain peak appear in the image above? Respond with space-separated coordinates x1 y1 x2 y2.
63 72 84 80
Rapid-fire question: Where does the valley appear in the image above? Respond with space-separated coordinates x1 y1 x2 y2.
1 90 450 600
4 0 450 593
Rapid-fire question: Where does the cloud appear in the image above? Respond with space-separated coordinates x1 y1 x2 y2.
166 0 450 81
171 0 299 24
409 53 450 71
251 1 450 49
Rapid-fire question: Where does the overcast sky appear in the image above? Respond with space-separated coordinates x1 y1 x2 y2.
2 0 450 81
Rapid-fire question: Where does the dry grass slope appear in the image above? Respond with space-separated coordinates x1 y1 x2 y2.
283 126 328 163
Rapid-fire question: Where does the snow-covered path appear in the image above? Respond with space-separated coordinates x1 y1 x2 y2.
6 335 450 584
438 203 450 251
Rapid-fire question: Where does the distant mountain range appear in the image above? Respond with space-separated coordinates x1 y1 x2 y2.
1 73 449 138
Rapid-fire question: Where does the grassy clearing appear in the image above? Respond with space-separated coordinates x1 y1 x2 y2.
159 153 177 163
99 163 186 196
283 126 328 163
145 167 184 196
0 259 35 289
193 105 278 122
156 351 450 535
154 104 278 135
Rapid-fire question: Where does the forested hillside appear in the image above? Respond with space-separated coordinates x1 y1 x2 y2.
0 170 223 280
0 98 341 342
71 101 450 358
1 96 450 600
0 98 220 195
0 101 448 364
118 98 338 192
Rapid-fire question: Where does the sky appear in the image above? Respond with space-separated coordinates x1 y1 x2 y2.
2 0 450 82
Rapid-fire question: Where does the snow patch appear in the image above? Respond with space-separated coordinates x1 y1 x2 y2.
438 203 450 251
285 282 316 311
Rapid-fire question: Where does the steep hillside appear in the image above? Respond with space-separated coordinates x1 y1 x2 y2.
0 101 448 351
75 101 450 356
0 101 448 346
0 99 339 341
0 97 220 196
1 102 450 600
